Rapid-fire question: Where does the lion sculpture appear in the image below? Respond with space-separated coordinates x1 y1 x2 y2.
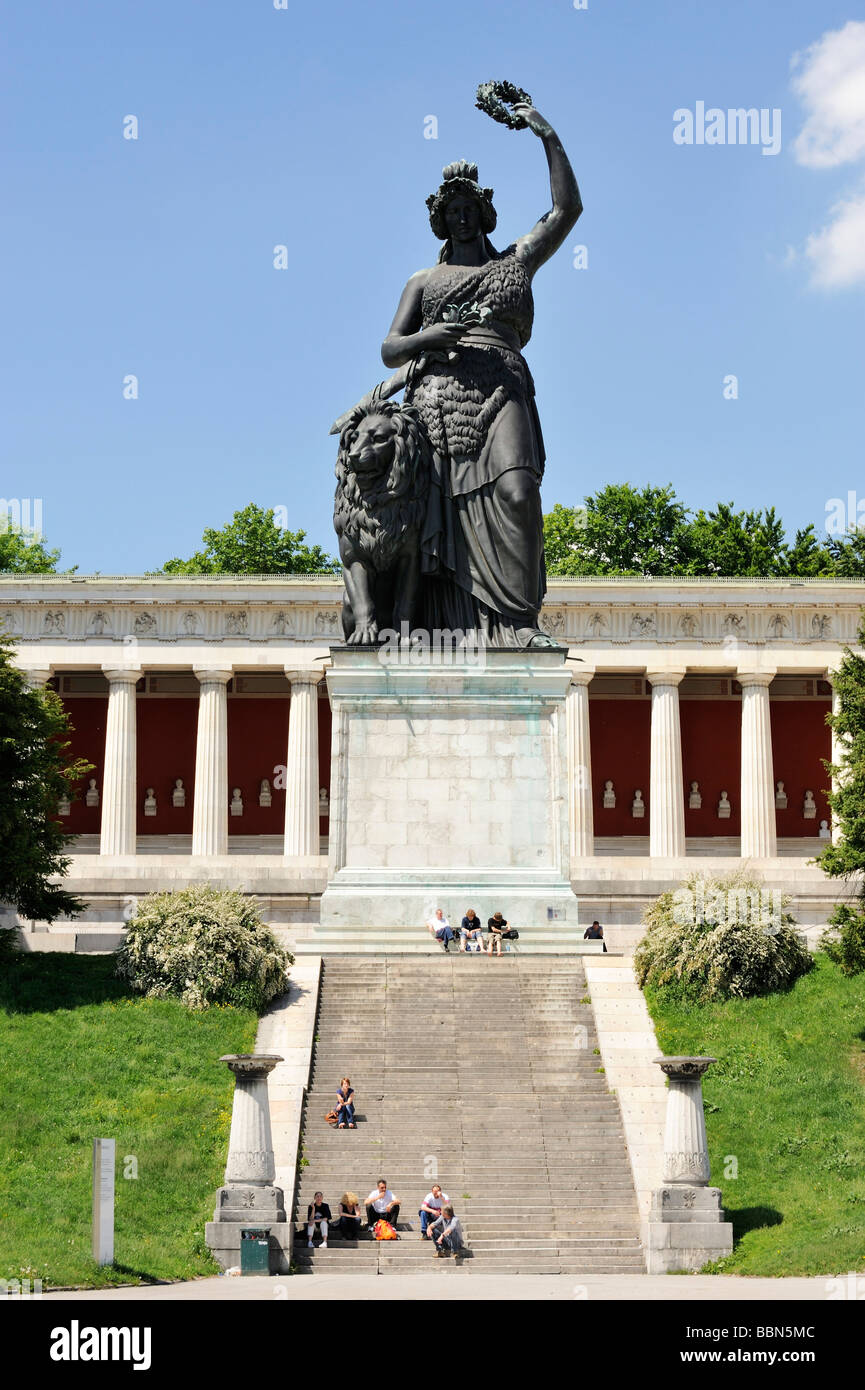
333 399 432 644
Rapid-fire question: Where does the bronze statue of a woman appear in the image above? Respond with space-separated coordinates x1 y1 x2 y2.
381 97 582 648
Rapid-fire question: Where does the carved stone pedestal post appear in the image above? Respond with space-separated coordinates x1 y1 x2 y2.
205 1054 291 1274
644 1056 733 1273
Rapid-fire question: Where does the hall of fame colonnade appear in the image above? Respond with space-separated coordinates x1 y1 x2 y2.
2 573 862 943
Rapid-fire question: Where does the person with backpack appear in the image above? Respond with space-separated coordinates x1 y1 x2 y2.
365 1178 401 1236
487 911 518 955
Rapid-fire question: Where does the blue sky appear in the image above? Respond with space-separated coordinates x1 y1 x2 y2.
2 0 864 573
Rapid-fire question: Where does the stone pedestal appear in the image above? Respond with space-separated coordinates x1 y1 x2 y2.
644 1056 734 1273
205 1054 291 1274
319 646 580 928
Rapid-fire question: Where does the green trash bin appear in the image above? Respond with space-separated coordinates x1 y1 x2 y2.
240 1227 271 1276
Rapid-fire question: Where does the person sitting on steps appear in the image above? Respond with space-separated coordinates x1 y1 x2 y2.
487 911 517 955
583 920 607 953
426 907 455 951
307 1191 331 1248
419 1183 451 1238
459 908 484 952
338 1191 362 1240
431 1204 464 1258
365 1178 401 1235
336 1075 356 1128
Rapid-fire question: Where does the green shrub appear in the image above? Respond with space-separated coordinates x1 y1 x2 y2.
115 885 293 1011
821 903 865 977
634 872 813 1002
0 925 22 967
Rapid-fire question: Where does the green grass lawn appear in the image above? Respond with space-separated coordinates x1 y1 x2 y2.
645 953 865 1276
0 953 258 1289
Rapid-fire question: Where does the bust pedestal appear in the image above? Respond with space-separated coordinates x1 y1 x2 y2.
319 646 579 930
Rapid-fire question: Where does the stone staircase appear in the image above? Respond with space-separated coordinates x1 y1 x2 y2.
292 956 645 1274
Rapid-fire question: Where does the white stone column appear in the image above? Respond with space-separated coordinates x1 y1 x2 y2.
192 668 232 857
827 671 845 845
739 671 777 859
100 668 141 856
566 668 595 860
283 670 321 857
656 1056 716 1184
647 670 686 858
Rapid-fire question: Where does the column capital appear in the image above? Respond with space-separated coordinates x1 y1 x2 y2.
284 667 323 686
193 667 233 686
645 669 687 687
102 666 142 684
20 667 53 687
566 663 595 687
736 669 776 688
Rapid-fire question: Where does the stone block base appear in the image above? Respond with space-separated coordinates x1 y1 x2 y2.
644 1220 734 1272
213 1184 286 1224
319 869 580 931
205 1220 292 1275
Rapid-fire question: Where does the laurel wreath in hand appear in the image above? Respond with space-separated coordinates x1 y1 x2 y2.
475 80 533 130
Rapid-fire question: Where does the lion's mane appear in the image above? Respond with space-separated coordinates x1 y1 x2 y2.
333 401 432 569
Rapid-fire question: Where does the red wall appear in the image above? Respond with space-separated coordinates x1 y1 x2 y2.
61 696 108 834
589 699 651 835
770 700 831 836
227 698 290 835
680 699 742 836
136 698 198 835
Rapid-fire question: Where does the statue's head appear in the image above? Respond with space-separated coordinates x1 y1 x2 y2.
426 160 497 242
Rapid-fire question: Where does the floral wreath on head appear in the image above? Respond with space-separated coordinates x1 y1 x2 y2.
426 160 497 240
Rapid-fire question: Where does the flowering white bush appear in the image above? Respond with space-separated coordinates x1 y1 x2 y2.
634 871 813 1002
115 885 293 1011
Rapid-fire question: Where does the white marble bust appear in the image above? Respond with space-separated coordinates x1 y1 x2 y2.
172 778 186 808
688 780 702 809
57 794 71 817
775 780 787 809
602 780 616 809
319 786 329 813
717 790 731 819
819 819 830 840
230 788 244 817
631 789 645 818
259 779 272 808
803 790 817 819
144 788 157 816
85 778 99 808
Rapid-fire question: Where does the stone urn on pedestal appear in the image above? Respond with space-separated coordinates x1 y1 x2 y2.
644 1056 734 1273
205 1054 291 1274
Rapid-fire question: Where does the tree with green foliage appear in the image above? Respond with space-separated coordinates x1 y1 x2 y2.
0 636 90 923
543 483 848 578
543 485 692 576
819 617 865 974
0 524 63 573
160 503 339 575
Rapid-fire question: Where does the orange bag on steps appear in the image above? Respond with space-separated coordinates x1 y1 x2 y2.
373 1219 398 1240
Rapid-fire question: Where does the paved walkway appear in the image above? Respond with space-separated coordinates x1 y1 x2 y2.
44 1272 840 1300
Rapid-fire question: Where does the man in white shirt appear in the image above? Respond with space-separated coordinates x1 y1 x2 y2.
365 1178 400 1234
419 1183 450 1239
426 907 455 951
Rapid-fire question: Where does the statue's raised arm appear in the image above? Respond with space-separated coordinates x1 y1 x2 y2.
510 102 582 275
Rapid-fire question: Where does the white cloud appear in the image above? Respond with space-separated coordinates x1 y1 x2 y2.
803 184 865 289
790 20 865 288
792 19 865 168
